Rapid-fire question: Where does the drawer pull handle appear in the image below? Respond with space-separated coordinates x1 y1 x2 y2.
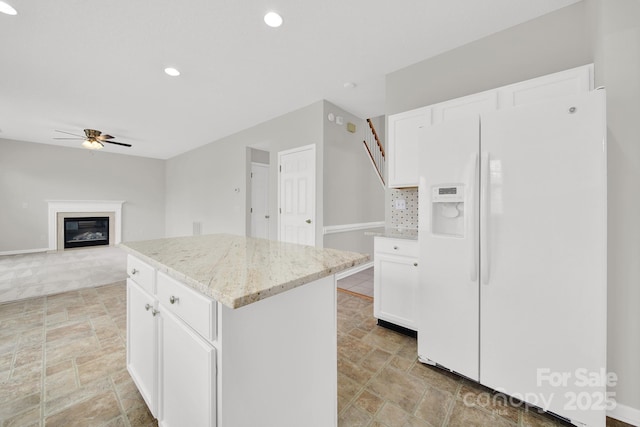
393 246 398 250
144 303 152 311
131 268 139 275
413 262 418 267
169 295 179 304
151 309 160 317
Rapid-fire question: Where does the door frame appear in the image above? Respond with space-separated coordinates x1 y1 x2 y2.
277 144 316 245
250 162 270 239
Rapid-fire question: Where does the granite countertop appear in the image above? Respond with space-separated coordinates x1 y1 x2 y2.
120 234 369 309
364 228 418 241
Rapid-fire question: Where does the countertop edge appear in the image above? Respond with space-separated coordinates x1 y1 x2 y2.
120 243 369 309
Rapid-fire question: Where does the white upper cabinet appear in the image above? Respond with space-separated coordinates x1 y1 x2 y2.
387 106 431 188
498 64 593 108
386 64 594 188
432 91 498 125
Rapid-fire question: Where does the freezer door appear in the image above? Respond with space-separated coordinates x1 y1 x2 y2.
418 116 480 381
479 91 606 427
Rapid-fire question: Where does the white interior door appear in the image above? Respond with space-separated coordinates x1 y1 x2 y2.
479 91 606 427
418 116 480 381
250 162 270 240
278 144 315 246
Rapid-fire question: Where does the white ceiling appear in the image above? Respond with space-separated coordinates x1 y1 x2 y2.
0 0 580 159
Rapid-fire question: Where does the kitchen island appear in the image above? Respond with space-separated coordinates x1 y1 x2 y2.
121 234 368 427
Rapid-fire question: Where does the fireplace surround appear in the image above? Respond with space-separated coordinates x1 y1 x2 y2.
47 200 124 251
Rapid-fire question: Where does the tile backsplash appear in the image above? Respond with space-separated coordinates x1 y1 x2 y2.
390 188 419 229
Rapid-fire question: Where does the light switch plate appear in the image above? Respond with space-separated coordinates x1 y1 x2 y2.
394 199 406 210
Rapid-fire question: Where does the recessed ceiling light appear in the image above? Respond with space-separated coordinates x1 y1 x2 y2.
264 11 283 28
164 67 181 77
0 1 17 15
343 82 357 89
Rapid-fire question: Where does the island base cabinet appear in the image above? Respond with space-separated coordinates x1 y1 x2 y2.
219 275 337 427
126 279 157 416
158 308 216 427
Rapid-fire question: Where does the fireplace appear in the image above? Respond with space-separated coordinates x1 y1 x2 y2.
47 200 124 251
64 217 110 249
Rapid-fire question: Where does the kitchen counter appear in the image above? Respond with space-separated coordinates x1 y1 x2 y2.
120 233 368 309
365 227 418 241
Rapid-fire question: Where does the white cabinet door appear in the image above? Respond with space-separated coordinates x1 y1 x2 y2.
374 253 419 330
431 91 498 125
387 107 431 188
158 308 216 427
498 64 593 108
126 279 157 416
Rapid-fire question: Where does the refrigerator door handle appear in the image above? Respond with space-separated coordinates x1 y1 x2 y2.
480 152 490 285
468 153 479 281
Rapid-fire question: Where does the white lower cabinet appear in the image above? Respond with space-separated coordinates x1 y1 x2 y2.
127 255 337 427
373 237 419 330
126 279 158 416
158 308 215 427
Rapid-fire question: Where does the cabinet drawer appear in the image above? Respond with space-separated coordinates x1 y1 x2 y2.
157 272 216 342
127 255 156 295
374 237 418 258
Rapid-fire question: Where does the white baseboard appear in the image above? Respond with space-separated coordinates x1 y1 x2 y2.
609 402 640 426
336 261 374 280
0 248 49 256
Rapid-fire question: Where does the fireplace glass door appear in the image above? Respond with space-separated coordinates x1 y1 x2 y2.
64 217 110 249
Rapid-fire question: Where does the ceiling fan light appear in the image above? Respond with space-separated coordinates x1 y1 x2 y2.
82 139 103 150
0 1 17 15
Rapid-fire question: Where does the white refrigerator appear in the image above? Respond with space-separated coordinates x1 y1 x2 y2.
417 90 607 427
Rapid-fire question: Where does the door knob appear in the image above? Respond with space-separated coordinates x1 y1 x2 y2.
305 219 312 224
130 268 138 275
169 295 179 304
265 215 270 219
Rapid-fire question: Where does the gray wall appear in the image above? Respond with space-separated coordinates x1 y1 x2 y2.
593 0 640 415
322 102 385 257
386 2 592 114
0 138 165 252
165 101 325 243
384 0 640 414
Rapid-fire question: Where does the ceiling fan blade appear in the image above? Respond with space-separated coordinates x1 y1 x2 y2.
102 140 132 147
96 134 115 140
55 129 85 138
53 137 84 140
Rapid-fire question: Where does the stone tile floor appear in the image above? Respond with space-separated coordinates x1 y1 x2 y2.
0 282 632 427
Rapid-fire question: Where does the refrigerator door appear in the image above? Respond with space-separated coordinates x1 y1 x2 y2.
479 91 606 426
418 116 480 381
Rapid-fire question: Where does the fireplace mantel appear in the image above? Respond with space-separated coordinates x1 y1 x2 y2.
47 200 125 251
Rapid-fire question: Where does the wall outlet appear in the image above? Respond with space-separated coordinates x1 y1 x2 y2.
394 199 406 210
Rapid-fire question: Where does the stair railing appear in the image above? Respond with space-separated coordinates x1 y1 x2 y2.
362 118 385 187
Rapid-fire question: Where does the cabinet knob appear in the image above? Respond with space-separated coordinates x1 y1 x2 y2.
393 246 399 250
413 262 418 267
151 309 160 317
131 268 138 275
305 219 312 224
169 295 179 304
144 303 151 311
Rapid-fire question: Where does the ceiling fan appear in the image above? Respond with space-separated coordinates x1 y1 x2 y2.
54 129 132 150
